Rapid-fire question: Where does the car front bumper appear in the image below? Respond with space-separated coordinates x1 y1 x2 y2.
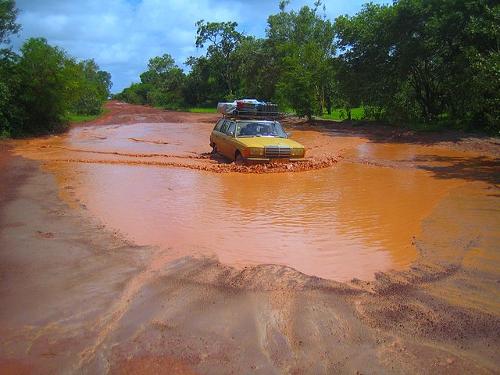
245 157 305 163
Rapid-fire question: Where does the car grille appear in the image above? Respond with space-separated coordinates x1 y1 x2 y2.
264 146 291 158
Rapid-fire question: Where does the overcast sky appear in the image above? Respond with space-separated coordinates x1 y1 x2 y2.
12 0 386 93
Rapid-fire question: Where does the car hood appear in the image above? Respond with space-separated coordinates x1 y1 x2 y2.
235 137 304 149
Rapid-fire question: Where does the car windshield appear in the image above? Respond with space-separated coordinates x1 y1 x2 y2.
235 121 287 138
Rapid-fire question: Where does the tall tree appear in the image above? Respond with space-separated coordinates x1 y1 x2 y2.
0 0 20 136
267 1 336 119
132 53 186 109
15 38 71 135
195 20 243 97
234 37 278 100
183 56 217 106
0 0 20 45
335 0 499 128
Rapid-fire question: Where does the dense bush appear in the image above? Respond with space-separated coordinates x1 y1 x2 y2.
2 0 497 134
0 2 112 137
335 0 499 130
117 0 498 131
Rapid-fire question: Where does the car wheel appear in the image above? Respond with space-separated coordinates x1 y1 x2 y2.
211 144 218 155
235 151 245 165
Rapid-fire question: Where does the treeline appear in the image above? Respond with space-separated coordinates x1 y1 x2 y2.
116 0 499 131
0 1 111 137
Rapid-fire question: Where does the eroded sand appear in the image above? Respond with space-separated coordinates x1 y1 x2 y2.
0 102 499 374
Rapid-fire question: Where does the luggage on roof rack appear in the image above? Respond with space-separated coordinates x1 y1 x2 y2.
217 99 279 119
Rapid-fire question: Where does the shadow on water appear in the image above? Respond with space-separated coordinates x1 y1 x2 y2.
300 118 499 147
288 120 499 186
413 155 500 185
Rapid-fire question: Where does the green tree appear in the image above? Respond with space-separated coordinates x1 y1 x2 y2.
234 37 279 101
195 20 243 97
335 3 397 120
14 38 71 135
0 0 20 137
114 82 151 105
335 0 499 129
267 2 336 119
116 53 185 109
0 5 111 137
0 0 20 44
65 59 112 115
183 56 216 106
0 50 19 136
140 54 185 109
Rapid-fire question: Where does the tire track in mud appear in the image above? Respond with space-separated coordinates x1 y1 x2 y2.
77 250 178 370
128 137 180 146
32 145 343 173
47 155 342 173
75 252 342 371
38 145 203 159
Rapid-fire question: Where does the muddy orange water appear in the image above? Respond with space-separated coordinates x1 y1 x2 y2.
15 110 490 281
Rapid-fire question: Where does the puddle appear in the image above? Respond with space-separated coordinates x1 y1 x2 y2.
15 118 482 281
54 159 465 280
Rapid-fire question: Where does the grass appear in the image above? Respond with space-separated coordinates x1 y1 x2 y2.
187 107 217 114
0 129 11 139
67 108 110 123
318 107 364 121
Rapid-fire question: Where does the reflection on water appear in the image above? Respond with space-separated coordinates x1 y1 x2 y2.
53 159 461 280
16 122 471 281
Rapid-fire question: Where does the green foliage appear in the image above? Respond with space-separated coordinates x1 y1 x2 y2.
195 20 243 96
183 56 218 106
0 51 16 137
178 21 244 105
63 58 112 116
0 0 20 44
187 107 217 113
114 82 150 105
0 0 19 137
320 107 364 121
75 59 111 114
115 54 185 109
267 3 336 119
0 37 112 137
114 0 498 132
234 37 278 100
0 3 112 137
14 38 70 135
335 0 500 131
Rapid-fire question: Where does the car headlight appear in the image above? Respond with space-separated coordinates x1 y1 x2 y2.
291 148 305 156
249 148 264 156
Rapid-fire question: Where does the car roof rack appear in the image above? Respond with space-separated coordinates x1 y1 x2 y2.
224 111 280 121
218 100 280 121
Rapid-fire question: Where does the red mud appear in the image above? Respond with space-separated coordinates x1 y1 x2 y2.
1 102 499 374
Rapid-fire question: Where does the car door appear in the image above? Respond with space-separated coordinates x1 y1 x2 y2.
219 121 236 159
224 121 237 159
214 119 230 153
211 119 225 148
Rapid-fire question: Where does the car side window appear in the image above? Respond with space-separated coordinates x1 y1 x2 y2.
220 120 229 134
226 122 236 137
214 119 224 132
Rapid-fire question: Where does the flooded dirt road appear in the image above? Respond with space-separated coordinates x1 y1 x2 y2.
1 102 499 374
13 103 472 281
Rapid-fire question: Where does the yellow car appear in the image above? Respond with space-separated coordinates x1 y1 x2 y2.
210 119 306 163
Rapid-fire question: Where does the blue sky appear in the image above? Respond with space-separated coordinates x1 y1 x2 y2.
13 0 387 92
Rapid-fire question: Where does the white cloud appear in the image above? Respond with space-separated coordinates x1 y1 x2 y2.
13 0 387 92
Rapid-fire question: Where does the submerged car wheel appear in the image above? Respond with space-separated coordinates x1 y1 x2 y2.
235 151 245 165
